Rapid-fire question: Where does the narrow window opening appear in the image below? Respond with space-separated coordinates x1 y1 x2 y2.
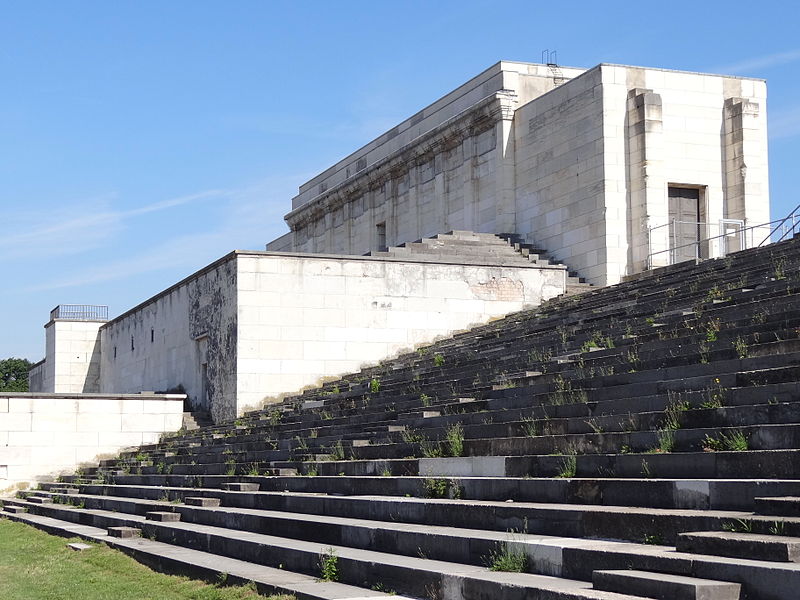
113 346 117 360
131 336 135 352
151 328 154 343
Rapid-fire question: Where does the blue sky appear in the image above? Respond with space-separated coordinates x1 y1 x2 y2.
2 0 799 361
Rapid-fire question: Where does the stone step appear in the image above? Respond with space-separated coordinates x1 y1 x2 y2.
3 505 28 514
754 496 800 517
26 496 53 504
27 485 769 545
2 510 411 600
676 530 800 562
185 496 221 508
146 511 181 522
7 500 650 600
592 570 741 600
108 526 141 538
15 493 800 600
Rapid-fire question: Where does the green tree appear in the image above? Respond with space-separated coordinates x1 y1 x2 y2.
0 357 33 392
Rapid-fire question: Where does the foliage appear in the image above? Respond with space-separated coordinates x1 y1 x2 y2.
318 547 339 582
422 477 451 498
445 422 465 457
369 378 381 393
0 357 33 392
722 518 754 533
556 449 577 478
732 335 749 359
486 542 527 572
703 430 749 452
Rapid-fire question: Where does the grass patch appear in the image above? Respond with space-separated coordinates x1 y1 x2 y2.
0 519 293 600
486 542 527 572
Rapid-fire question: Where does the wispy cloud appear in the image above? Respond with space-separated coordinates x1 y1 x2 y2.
21 174 303 293
0 190 225 261
714 49 800 75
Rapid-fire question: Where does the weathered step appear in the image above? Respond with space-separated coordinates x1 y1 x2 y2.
27 496 53 504
146 511 181 522
222 482 260 492
755 496 800 517
108 526 141 538
3 505 28 514
6 503 649 600
3 510 411 600
185 497 221 508
677 530 800 562
592 569 741 600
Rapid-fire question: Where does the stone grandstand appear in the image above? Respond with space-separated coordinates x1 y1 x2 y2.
5 232 800 599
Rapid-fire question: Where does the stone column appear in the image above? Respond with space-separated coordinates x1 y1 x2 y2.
626 88 665 270
723 97 770 240
494 90 518 234
463 137 477 232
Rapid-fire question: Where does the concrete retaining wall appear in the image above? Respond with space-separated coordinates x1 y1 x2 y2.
235 251 565 412
0 392 184 495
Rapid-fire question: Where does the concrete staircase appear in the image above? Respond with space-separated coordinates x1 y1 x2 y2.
7 235 800 599
366 230 592 292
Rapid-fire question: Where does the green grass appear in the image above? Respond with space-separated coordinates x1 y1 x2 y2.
0 518 294 600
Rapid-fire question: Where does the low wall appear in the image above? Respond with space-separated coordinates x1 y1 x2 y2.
0 392 185 496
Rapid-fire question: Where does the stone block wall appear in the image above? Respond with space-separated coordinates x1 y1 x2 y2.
235 251 565 412
0 392 184 495
269 61 770 287
99 256 238 423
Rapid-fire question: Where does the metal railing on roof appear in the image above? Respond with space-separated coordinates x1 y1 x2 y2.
50 304 109 321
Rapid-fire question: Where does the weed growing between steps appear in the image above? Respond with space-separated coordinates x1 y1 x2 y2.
317 547 339 581
485 538 528 572
703 430 749 452
0 519 293 600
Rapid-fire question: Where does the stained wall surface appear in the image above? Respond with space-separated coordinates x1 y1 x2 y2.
235 251 565 412
99 256 238 423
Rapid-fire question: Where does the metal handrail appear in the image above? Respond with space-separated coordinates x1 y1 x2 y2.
50 304 109 321
647 211 800 267
758 203 800 247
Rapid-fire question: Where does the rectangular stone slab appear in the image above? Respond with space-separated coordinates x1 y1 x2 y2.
677 531 800 562
107 526 141 538
67 543 93 551
222 483 260 492
27 496 53 504
146 511 181 522
593 569 741 600
185 497 221 507
3 506 27 514
754 496 800 517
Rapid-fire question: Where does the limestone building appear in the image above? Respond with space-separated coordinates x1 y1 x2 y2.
29 60 771 422
269 61 769 284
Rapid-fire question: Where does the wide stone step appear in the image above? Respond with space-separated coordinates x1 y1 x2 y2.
676 530 800 562
754 496 800 517
592 569 741 600
2 510 411 600
48 476 800 512
15 492 800 599
6 500 649 600
27 485 768 545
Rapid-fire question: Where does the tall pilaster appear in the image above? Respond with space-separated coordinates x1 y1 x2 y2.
627 88 665 270
494 90 518 234
723 97 770 228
